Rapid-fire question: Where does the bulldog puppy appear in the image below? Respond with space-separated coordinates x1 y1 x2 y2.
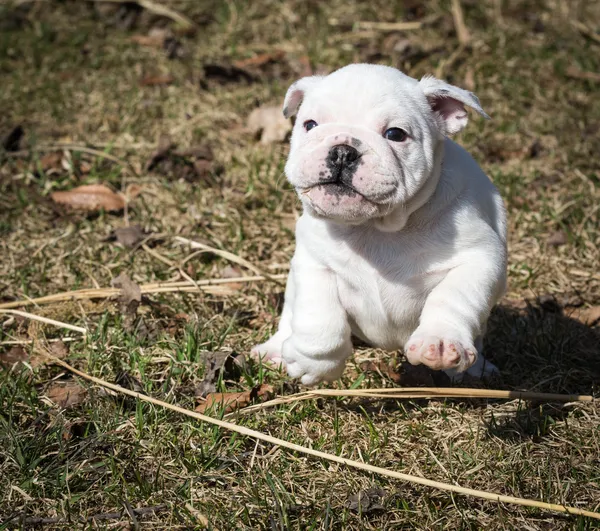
252 64 507 385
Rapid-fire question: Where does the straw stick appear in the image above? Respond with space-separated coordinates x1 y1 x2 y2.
0 309 87 335
237 386 594 415
0 274 286 310
49 357 600 520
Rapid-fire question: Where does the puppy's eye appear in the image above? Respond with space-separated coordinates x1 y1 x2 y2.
303 120 318 132
384 128 408 142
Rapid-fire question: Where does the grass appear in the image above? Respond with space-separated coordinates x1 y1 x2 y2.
1 0 600 529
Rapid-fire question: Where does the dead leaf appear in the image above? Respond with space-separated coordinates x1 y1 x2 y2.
125 183 143 199
131 28 184 59
0 346 28 367
51 184 125 212
547 230 568 247
2 125 24 151
111 273 142 331
113 225 146 248
39 152 63 172
146 134 175 171
247 105 292 144
140 75 175 87
202 63 256 85
398 362 437 387
346 488 386 513
196 384 273 414
195 351 247 397
115 371 145 393
359 359 402 383
220 265 244 291
49 340 69 359
233 50 286 69
131 31 167 48
46 380 87 409
570 306 600 326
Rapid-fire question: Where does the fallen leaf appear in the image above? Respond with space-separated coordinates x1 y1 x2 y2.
46 380 87 409
131 28 184 59
359 359 402 383
2 125 24 151
131 32 167 48
173 145 213 159
346 488 386 513
202 63 256 85
570 306 600 326
196 384 273 413
49 340 69 359
51 184 125 212
113 225 146 248
233 50 286 69
195 351 247 397
547 230 568 247
39 152 63 172
115 370 145 393
111 273 142 331
0 346 28 367
140 75 174 87
125 183 143 199
247 105 292 144
146 134 175 171
398 362 437 387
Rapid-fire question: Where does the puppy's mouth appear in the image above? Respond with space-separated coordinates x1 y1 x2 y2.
300 180 368 200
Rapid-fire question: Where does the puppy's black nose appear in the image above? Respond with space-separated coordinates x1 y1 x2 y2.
327 144 360 170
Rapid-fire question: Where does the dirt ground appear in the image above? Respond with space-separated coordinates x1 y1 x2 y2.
1 0 599 529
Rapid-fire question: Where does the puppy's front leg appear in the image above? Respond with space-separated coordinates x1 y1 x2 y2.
283 248 352 386
405 241 505 374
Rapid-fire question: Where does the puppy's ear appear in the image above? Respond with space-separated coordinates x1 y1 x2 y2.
419 75 489 135
283 76 324 119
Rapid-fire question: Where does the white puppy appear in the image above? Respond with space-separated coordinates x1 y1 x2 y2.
253 64 507 385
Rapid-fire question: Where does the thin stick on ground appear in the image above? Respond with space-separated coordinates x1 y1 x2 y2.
0 309 87 335
90 0 195 31
50 356 600 521
236 386 594 415
174 236 285 285
451 0 471 46
0 274 287 310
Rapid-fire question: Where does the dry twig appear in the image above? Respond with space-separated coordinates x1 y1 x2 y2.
49 357 600 520
91 0 195 30
0 275 286 310
237 386 594 415
0 309 87 335
451 0 471 46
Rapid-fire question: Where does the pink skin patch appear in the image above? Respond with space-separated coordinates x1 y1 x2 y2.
404 336 476 371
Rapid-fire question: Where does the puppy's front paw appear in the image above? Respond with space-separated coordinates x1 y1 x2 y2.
404 333 476 372
251 335 288 368
283 340 348 386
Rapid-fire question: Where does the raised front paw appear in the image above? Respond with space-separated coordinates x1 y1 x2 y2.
251 335 288 369
404 333 476 372
283 339 349 386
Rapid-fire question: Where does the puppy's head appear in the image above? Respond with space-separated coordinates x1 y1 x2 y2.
283 64 488 230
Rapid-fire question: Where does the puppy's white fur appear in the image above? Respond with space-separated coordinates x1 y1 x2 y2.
253 64 507 385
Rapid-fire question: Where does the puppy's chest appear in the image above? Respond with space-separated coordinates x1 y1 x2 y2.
323 242 445 346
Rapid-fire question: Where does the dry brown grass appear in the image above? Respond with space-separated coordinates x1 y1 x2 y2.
1 0 599 529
